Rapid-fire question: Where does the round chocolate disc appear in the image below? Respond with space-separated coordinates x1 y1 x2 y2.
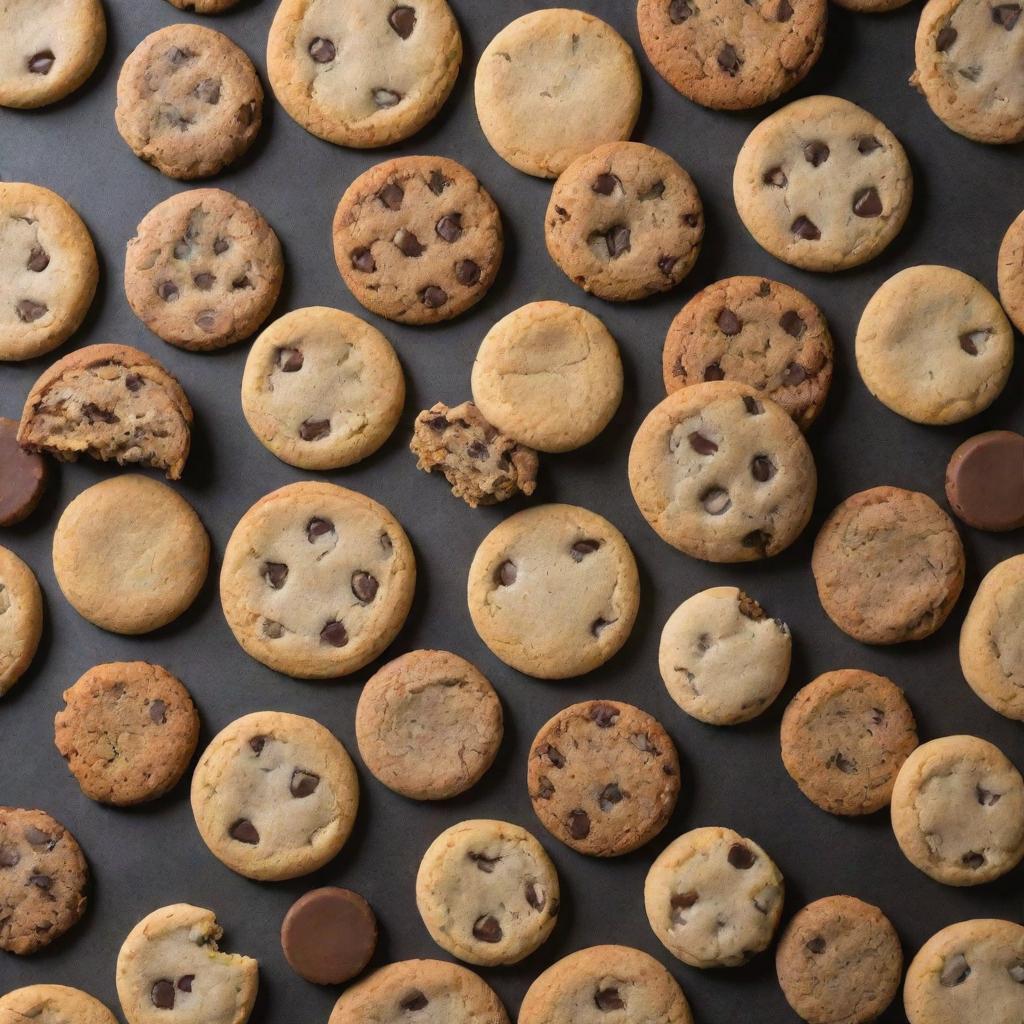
945 430 1024 532
280 887 377 985
0 417 46 526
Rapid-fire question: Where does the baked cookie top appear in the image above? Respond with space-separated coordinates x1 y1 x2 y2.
0 545 43 697
0 985 117 1024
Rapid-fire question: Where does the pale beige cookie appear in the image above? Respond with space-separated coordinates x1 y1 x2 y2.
474 9 641 178
0 546 42 697
466 503 640 679
241 307 404 470
415 819 559 966
998 210 1024 332
0 985 117 1024
891 735 1024 886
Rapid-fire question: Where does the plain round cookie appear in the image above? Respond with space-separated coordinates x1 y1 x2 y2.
812 487 964 645
219 481 415 679
116 904 258 1024
645 825 784 968
998 210 1024 332
242 307 404 470
945 431 1024 532
662 275 833 430
659 587 791 725
891 735 1024 886
356 649 502 800
115 24 263 179
471 302 623 452
856 266 1013 425
0 546 42 697
0 182 98 361
267 0 461 148
544 142 704 301
0 985 117 1024
776 896 903 1024
125 189 283 352
628 381 817 561
333 155 503 325
52 475 209 635
0 0 106 108
54 661 200 805
328 959 510 1024
519 944 694 1024
474 9 641 178
191 711 359 881
415 819 559 966
466 503 640 679
733 95 912 271
904 919 1024 1024
637 0 826 110
0 418 46 525
781 670 918 815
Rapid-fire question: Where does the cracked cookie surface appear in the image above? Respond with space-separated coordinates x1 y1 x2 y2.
0 546 42 697
0 984 117 1024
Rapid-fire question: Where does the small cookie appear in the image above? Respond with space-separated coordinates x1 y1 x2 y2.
0 807 88 955
125 189 283 352
733 95 912 271
528 700 680 857
355 649 503 800
0 417 46 525
219 481 415 679
191 711 359 881
281 887 377 985
960 554 1024 720
241 307 404 470
410 401 539 507
891 735 1024 886
780 669 918 815
645 825 784 968
475 9 641 178
267 0 461 148
415 819 559 966
0 0 106 109
776 896 903 1024
662 275 833 430
0 545 43 696
471 302 623 453
0 985 117 1024
946 431 1024 531
0 182 98 362
629 381 817 562
18 343 193 479
115 904 258 1024
998 210 1024 333
519 945 693 1024
545 142 703 301
659 587 791 725
467 503 639 679
812 487 965 645
333 156 502 325
54 661 200 806
115 25 262 179
637 0 826 110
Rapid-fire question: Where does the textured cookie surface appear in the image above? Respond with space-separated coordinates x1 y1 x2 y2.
0 417 46 525
0 985 117 1024
0 546 42 697
946 431 1024 532
998 210 1024 332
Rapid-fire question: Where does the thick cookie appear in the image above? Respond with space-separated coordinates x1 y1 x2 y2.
659 586 791 725
333 156 502 325
812 487 964 645
54 661 200 806
281 887 377 985
662 275 833 430
467 503 639 679
528 700 680 857
733 95 912 271
475 10 641 178
946 431 1024 532
191 711 359 881
0 546 42 696
0 807 88 955
415 819 559 966
998 210 1024 332
355 649 503 800
0 986 117 1024
219 481 415 679
891 735 1024 886
241 307 404 470
115 24 262 179
0 418 46 525
645 826 784 968
125 189 283 352
471 302 623 453
267 0 461 148
629 381 817 561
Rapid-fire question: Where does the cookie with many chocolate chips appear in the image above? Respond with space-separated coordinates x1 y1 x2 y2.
528 700 680 857
998 210 1024 331
0 985 118 1024
281 887 377 985
333 156 502 324
0 418 45 525
946 431 1024 532
0 546 43 697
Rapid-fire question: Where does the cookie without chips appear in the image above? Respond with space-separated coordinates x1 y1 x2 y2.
0 985 117 1024
0 546 42 697
998 210 1024 332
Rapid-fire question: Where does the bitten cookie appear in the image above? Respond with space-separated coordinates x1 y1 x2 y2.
0 418 46 525
946 431 1024 532
997 210 1024 333
528 700 680 857
0 546 42 697
415 819 559 966
0 986 117 1024
191 711 359 881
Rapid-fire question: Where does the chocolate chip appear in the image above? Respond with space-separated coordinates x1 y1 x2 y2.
783 362 808 385
658 255 679 276
421 285 448 308
455 259 481 286
936 25 958 49
742 529 771 552
195 78 221 104
669 0 693 21
307 516 334 541
82 403 119 425
27 246 49 272
262 562 288 590
536 776 555 799
0 847 20 868
466 440 489 460
758 280 771 296
591 617 613 636
683 212 699 227
348 246 376 274
992 3 1021 28
940 953 971 987
718 43 741 75
229 819 259 844
804 141 830 166
540 743 565 768
701 487 731 515
389 5 417 37
16 299 47 322
779 310 806 337
776 0 793 19
24 827 53 847
496 560 516 586
763 167 787 187
977 785 1002 806
321 620 349 647
671 891 698 918
213 237 229 254
472 915 502 943
962 851 985 869
378 183 404 210
232 275 252 291
806 936 826 954
373 88 402 108
151 981 175 1010
27 50 55 74
592 173 621 195
704 362 725 381
278 347 303 372
468 852 499 873
959 328 991 355
193 272 215 290
309 37 336 62
352 571 379 603
427 171 450 196
177 976 194 992
751 455 776 481
525 881 547 911
606 225 631 258
728 843 756 869
290 769 320 798
400 991 429 1011
829 751 856 773
571 539 601 561
1009 962 1024 983
393 229 424 257
435 214 463 242
263 620 284 639
858 135 882 154
959 65 981 81
568 809 591 839
28 874 51 889
195 310 217 332
167 46 193 66
792 216 820 240
853 187 882 218
124 373 144 394
250 736 267 754
299 418 331 442
717 308 742 335
149 699 167 725
590 704 620 727
689 431 718 455
595 988 625 1011
598 782 622 811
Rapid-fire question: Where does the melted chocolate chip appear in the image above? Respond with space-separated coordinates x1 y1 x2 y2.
977 785 1002 806
195 310 217 332
540 743 565 768
806 936 826 954
751 455 776 481
27 246 49 272
213 237 229 255
455 259 481 285
595 988 625 1011
853 187 882 218
591 617 613 636
250 736 267 754
290 769 320 797
149 699 167 725
351 247 376 273
28 874 52 889
401 991 429 1011
309 37 336 63
278 347 303 372
763 167 788 187
598 782 622 811
779 310 806 337
435 214 463 243
151 980 176 1010
307 516 334 541
263 620 284 639
229 819 259 844
82 403 119 425
0 847 21 868
804 141 830 166
421 285 448 308
27 50 55 75
962 851 985 869
701 487 731 515
571 539 601 561
525 881 547 910
606 225 631 258
496 560 517 586
829 751 856 773
728 842 756 869
352 571 379 603
16 299 47 322
776 0 794 19
658 255 679 276
783 362 808 385
718 43 741 75
792 216 820 240
940 953 971 987
704 362 725 381
992 3 1021 28
262 562 288 589
472 915 502 943
379 183 404 210
936 25 958 50
568 809 591 839
592 173 621 195
718 308 742 335
24 827 53 847
742 529 771 552
167 46 193 66
177 976 194 992
428 170 449 195
469 852 499 873
689 431 718 455
300 418 331 441
669 0 694 21
321 620 349 647
858 135 882 154
959 328 990 355
193 272 215 290
590 704 620 727
389 5 417 37
394 229 424 257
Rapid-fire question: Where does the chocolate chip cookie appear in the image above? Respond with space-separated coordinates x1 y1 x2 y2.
0 418 46 525
998 209 1024 332
281 887 377 985
946 431 1024 532
0 545 43 697
333 156 502 324
0 985 117 1024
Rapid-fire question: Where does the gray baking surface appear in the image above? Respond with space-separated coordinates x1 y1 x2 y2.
1 0 1022 1020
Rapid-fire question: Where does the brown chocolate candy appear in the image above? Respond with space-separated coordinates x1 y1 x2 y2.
280 887 378 985
0 417 46 526
945 430 1024 532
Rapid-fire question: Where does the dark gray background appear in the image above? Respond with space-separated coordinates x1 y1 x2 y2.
1 0 1022 1020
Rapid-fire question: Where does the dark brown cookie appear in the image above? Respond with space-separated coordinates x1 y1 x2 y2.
281 887 378 985
945 430 1024 532
0 417 46 526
